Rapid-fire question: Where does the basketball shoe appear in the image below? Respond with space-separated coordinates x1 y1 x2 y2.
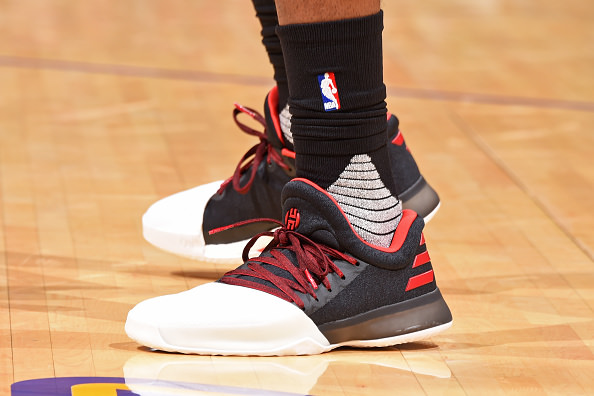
142 87 440 263
125 178 452 356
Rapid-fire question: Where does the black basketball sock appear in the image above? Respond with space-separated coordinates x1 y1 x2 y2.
276 11 402 247
252 0 289 112
252 0 295 149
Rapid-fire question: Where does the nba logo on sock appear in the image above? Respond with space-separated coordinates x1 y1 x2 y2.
318 72 340 111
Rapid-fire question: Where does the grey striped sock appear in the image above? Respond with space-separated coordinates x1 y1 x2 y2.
327 154 402 247
279 103 293 145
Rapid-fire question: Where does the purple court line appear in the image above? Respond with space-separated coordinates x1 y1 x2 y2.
1 55 593 113
0 55 272 86
11 376 311 396
386 86 594 113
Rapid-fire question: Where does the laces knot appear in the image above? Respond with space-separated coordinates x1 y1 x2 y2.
221 222 359 309
216 104 291 195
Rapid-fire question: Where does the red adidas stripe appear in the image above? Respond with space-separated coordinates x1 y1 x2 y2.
412 250 430 268
405 270 434 291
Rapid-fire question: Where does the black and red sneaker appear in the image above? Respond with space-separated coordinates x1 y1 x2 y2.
141 87 440 262
125 178 452 356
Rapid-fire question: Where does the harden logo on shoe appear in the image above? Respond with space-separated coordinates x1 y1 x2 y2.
285 208 300 230
318 72 340 112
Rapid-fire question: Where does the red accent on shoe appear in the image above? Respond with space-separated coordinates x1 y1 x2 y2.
405 270 434 291
234 103 258 118
285 208 300 231
267 86 286 145
208 217 282 236
392 130 405 146
291 178 417 253
412 250 430 268
304 269 318 290
420 233 426 246
281 148 296 159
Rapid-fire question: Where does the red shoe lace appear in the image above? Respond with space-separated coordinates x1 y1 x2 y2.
220 220 359 310
217 104 291 195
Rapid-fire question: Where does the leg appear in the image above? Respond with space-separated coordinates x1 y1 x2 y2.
275 0 380 24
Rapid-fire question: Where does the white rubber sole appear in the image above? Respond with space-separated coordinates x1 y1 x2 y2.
125 283 452 357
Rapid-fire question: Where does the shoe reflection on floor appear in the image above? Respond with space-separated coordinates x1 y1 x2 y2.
123 344 451 395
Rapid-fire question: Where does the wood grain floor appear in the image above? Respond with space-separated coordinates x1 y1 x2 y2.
1 1 593 395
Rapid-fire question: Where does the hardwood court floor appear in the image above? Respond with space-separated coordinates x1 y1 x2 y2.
1 1 593 395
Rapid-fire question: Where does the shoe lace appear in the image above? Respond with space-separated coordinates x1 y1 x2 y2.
220 220 359 310
217 104 291 195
